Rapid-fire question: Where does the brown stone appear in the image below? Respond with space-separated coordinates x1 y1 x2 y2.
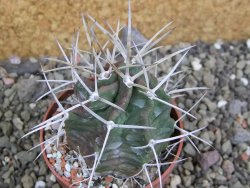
197 150 221 170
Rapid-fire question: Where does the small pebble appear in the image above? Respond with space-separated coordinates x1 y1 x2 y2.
230 74 236 80
56 151 62 159
229 100 243 115
21 175 34 188
73 161 79 168
222 140 232 154
0 66 7 77
29 103 36 109
170 174 181 188
77 172 83 178
184 143 196 156
4 156 10 163
231 127 250 144
47 154 53 158
12 117 24 130
49 174 56 182
217 100 227 108
56 158 61 164
53 145 57 151
52 152 57 158
246 146 250 155
112 184 118 188
240 152 249 161
191 58 202 71
9 55 21 64
182 176 192 187
65 162 71 172
222 160 235 175
246 39 250 49
3 77 15 86
240 77 248 86
198 150 220 170
29 57 38 63
214 40 223 49
35 180 46 188
63 171 71 178
46 146 52 154
54 163 62 172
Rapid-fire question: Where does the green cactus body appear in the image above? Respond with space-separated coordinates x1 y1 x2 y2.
65 63 175 177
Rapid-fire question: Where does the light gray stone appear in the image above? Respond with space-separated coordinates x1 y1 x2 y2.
182 176 192 187
230 181 244 188
38 161 47 176
34 180 46 188
15 151 37 166
203 72 215 88
170 175 181 188
0 136 11 148
183 161 194 171
21 175 34 188
236 69 243 79
51 184 61 188
222 160 235 175
229 100 243 115
203 98 217 111
20 110 31 122
215 174 227 181
4 87 16 97
221 140 232 154
205 57 216 69
53 72 64 81
0 122 12 136
184 143 196 156
244 65 250 74
4 110 13 120
236 60 246 69
17 77 47 102
231 127 250 144
2 166 14 179
12 117 24 130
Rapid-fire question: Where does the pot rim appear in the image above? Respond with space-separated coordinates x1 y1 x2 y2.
40 90 184 188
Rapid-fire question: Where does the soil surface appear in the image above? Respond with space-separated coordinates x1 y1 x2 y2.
0 40 250 188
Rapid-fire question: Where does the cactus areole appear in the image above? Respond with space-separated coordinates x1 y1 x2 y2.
64 62 175 178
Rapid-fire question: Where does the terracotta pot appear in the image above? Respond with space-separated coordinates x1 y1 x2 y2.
40 90 184 188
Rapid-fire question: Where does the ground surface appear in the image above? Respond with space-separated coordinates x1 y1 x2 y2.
0 40 250 188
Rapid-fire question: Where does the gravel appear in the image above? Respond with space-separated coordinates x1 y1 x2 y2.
229 100 244 115
231 127 250 144
21 174 34 188
183 142 197 157
15 151 37 167
222 160 235 176
0 136 11 149
17 77 47 103
0 40 250 188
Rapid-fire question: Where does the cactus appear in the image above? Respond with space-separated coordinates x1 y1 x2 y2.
65 62 175 177
23 1 210 187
